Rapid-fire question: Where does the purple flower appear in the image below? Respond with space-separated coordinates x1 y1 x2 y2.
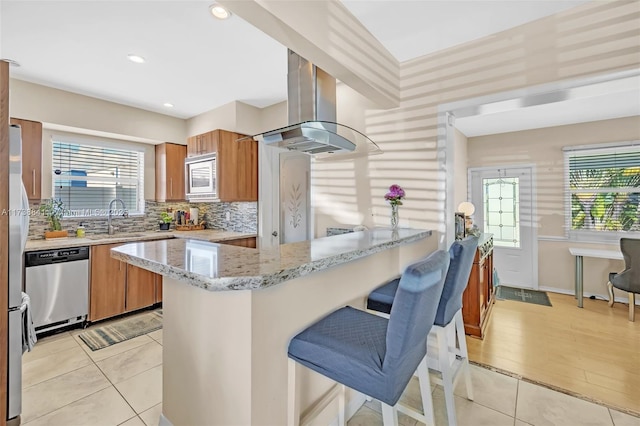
385 184 405 205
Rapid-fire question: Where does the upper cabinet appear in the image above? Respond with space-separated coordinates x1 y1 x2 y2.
10 118 42 200
187 129 257 202
155 142 186 202
187 131 217 157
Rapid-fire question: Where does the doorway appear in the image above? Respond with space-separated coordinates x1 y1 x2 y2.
469 165 538 289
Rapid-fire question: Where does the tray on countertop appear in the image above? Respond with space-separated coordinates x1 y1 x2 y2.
175 224 206 231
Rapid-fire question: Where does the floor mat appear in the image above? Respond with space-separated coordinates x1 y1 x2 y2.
79 310 162 350
495 285 552 306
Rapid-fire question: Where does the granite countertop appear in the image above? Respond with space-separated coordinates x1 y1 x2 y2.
111 228 433 292
24 230 257 252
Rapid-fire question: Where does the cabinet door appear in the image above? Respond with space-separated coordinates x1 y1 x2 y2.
166 143 186 200
200 131 218 154
217 130 258 202
10 118 42 200
90 244 126 321
155 275 163 303
126 265 157 311
155 143 186 201
187 136 199 157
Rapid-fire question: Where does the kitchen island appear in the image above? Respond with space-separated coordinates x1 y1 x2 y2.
112 228 436 426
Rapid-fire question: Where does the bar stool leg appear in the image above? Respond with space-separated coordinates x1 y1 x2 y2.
455 310 474 401
437 327 458 426
338 384 346 426
381 403 398 426
629 293 636 322
417 357 435 426
288 359 300 426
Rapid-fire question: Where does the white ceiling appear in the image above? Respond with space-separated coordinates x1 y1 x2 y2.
341 0 588 62
0 0 626 131
1 1 288 119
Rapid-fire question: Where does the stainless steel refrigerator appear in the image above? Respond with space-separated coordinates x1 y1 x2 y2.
8 124 30 425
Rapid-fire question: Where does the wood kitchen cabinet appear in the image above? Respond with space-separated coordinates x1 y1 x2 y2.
219 236 257 248
155 142 186 201
90 243 162 322
10 117 42 200
90 243 127 321
187 131 217 157
126 264 157 311
187 129 258 201
462 234 494 339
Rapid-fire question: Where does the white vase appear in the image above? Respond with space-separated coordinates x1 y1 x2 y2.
390 204 399 230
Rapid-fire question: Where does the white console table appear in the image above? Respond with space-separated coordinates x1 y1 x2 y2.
568 248 623 308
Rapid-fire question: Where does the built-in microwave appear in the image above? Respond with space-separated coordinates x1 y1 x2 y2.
185 154 217 201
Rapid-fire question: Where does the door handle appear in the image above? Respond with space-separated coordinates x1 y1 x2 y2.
32 169 36 195
170 178 173 197
272 231 278 237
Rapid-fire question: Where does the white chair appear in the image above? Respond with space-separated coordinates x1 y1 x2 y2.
367 237 478 425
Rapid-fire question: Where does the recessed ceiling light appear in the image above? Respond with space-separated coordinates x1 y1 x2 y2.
163 103 174 108
127 54 146 64
1 59 21 67
209 3 231 19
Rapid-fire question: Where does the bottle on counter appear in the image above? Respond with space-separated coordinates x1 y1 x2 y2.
76 223 86 238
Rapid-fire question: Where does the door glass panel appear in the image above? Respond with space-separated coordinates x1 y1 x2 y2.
483 177 520 248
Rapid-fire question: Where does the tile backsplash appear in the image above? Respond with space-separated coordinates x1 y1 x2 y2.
28 200 257 239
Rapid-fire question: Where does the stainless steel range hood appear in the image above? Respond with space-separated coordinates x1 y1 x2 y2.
250 50 381 158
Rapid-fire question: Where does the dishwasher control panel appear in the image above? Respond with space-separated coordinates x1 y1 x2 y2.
25 246 90 266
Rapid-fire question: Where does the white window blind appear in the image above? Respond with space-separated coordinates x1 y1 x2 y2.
52 140 145 216
565 144 640 237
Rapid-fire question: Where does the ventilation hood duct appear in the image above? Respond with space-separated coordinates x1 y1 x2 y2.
249 50 381 158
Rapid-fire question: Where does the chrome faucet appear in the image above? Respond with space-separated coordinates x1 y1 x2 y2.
107 198 127 235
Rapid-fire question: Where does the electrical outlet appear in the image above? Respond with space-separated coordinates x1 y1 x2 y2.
225 211 231 221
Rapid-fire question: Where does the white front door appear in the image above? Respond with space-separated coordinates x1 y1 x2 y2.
470 166 537 289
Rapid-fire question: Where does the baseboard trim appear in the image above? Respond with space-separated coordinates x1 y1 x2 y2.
159 413 173 426
539 286 640 306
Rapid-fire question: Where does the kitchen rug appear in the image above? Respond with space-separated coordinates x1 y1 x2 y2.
79 310 162 351
495 285 552 307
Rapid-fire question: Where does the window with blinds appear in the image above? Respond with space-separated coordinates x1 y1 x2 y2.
52 140 145 216
565 143 640 239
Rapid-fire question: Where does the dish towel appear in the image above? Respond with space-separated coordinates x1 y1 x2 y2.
21 292 37 353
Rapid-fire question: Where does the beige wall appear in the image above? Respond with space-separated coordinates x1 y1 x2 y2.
9 78 191 200
467 116 640 297
453 128 468 208
292 1 640 245
9 79 186 144
186 100 285 137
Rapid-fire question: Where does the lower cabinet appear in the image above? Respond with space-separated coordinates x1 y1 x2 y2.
219 236 257 248
462 234 494 339
89 243 163 322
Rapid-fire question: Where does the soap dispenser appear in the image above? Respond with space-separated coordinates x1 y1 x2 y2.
76 222 86 238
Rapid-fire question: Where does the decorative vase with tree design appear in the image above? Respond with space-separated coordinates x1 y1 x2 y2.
390 203 399 230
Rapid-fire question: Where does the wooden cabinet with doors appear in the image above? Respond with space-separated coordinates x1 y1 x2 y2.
90 243 127 321
10 117 42 200
462 234 494 339
90 243 162 322
155 142 186 201
187 131 217 157
187 129 258 201
218 236 257 248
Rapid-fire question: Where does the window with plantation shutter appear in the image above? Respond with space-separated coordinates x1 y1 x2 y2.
52 140 145 216
565 142 640 241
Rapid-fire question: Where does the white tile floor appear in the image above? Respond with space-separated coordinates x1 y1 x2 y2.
22 312 640 426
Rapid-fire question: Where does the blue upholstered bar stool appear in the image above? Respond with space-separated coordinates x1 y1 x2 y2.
367 237 478 426
287 250 450 426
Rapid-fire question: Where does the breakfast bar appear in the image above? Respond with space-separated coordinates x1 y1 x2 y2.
112 228 436 426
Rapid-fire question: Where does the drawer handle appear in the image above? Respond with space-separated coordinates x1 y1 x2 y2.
32 169 36 195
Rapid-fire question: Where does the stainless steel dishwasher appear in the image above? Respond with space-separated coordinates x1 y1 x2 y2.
25 246 90 333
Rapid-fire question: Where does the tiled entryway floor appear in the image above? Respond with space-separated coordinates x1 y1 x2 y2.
23 311 640 426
